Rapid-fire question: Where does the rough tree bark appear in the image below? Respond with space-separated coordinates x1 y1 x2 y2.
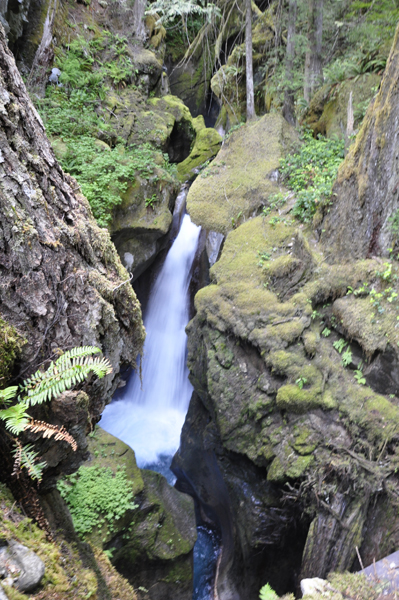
0 22 145 431
245 0 255 120
282 0 297 125
304 0 323 103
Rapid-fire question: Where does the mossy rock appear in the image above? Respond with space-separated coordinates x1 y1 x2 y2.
187 114 297 233
0 482 137 600
177 126 222 182
110 170 178 279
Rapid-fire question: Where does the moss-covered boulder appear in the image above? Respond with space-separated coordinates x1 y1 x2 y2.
177 116 222 182
187 113 297 233
175 204 399 598
303 74 381 139
60 428 197 600
110 166 178 279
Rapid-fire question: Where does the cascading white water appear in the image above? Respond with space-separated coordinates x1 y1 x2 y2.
100 213 201 468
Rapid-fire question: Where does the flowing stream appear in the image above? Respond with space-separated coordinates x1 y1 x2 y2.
101 205 219 600
101 212 200 470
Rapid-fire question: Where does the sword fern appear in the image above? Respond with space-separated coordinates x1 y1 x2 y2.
0 346 112 481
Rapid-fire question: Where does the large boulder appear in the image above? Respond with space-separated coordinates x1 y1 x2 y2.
303 74 380 139
187 113 297 234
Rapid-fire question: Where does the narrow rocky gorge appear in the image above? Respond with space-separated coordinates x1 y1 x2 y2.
0 1 399 599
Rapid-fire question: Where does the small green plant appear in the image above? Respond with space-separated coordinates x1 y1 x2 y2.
296 377 308 389
333 339 348 353
0 347 112 481
145 194 159 209
354 369 366 385
341 348 353 367
257 251 271 267
322 327 331 337
259 583 278 600
58 464 137 538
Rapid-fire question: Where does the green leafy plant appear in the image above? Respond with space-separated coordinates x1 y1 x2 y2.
279 129 345 223
354 369 366 385
145 194 159 209
0 347 112 481
57 464 137 537
341 348 353 367
333 339 348 353
259 583 278 600
296 377 308 389
321 327 331 337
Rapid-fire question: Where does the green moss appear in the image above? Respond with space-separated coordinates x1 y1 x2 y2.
177 127 222 182
267 448 314 483
292 428 317 455
276 384 323 413
0 483 129 600
0 318 24 385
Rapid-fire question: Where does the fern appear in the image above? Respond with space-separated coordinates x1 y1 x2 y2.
26 420 78 451
0 386 18 404
0 346 113 482
23 347 112 406
13 443 47 482
0 401 30 434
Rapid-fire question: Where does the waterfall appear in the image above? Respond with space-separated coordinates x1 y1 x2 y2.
100 213 201 470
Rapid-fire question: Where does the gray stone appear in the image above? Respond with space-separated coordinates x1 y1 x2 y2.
0 541 45 592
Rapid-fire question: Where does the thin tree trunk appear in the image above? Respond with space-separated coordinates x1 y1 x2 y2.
282 0 297 125
245 0 255 120
304 0 323 102
133 0 147 41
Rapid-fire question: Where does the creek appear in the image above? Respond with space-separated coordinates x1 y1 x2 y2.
101 197 218 599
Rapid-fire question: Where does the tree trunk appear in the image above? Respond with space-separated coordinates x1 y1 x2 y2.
304 0 323 103
0 21 145 416
282 0 297 125
133 0 147 42
245 0 255 120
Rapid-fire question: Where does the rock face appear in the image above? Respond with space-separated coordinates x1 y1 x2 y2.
176 113 399 597
303 74 380 140
321 23 399 260
0 22 145 472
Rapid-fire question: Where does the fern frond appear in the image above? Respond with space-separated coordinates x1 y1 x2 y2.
12 443 47 482
0 386 18 405
25 420 78 451
12 440 22 478
22 351 112 406
0 401 30 434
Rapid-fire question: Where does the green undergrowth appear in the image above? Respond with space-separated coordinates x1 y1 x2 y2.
279 129 345 223
58 465 138 538
35 28 176 227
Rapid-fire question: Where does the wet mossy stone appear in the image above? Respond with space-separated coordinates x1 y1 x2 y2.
187 113 297 234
